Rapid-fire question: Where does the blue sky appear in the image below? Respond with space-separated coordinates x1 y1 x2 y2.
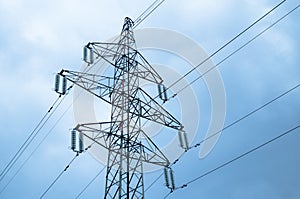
0 0 300 198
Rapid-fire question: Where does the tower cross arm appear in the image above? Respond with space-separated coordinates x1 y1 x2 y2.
130 88 183 130
59 69 183 131
87 42 132 67
87 42 164 84
75 123 170 167
59 69 114 104
134 51 163 84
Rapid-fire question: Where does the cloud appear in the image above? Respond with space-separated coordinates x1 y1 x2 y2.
263 28 295 57
0 0 299 198
231 180 281 199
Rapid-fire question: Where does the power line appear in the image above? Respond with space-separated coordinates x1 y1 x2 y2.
39 1 297 198
164 123 300 198
68 1 297 197
145 172 164 192
134 0 161 23
7 1 290 197
0 41 120 192
76 1 298 196
140 0 291 130
43 1 166 196
161 4 300 190
2 0 162 177
39 153 79 199
138 1 297 194
0 66 100 193
38 2 289 194
172 83 300 165
1 0 167 195
40 1 168 195
0 94 75 195
0 95 61 179
74 166 106 199
0 88 71 184
160 0 287 100
189 83 300 150
171 3 300 97
133 0 166 28
142 1 300 174
153 0 300 171
145 82 300 194
39 139 99 199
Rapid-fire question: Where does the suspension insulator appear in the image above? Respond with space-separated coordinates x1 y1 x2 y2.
163 85 167 101
183 131 189 150
83 45 94 64
158 84 163 99
178 130 189 150
178 131 184 148
79 132 84 153
158 83 168 102
83 46 88 63
71 129 76 151
62 76 67 95
89 48 94 64
54 74 60 93
164 167 170 188
170 169 175 190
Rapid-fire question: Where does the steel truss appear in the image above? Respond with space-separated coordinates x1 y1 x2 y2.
58 17 183 198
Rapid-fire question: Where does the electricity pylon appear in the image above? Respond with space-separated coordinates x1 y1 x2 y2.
55 17 186 198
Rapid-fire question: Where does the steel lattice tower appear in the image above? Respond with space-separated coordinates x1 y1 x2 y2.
105 17 144 198
56 17 185 199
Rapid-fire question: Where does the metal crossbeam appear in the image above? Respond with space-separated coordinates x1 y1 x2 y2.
60 70 182 130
